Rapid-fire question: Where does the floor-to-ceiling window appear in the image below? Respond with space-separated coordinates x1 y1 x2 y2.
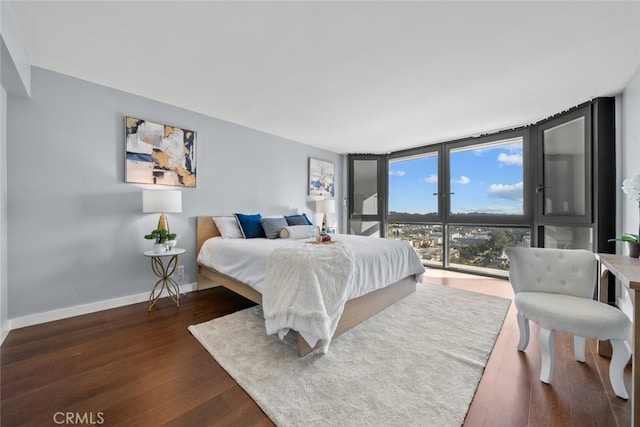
445 133 531 275
348 154 385 237
387 146 444 267
348 99 615 278
385 130 531 277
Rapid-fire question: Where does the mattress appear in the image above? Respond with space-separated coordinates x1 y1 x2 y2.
196 233 425 299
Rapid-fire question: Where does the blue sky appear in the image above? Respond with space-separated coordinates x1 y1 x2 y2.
389 138 524 215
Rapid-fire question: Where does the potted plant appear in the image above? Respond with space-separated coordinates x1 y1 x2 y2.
609 233 640 257
610 174 640 257
144 229 177 253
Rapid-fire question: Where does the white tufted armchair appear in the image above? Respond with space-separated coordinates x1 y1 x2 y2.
505 247 632 399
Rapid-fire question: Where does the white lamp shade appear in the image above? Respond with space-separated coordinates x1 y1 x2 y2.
142 190 182 213
315 199 336 214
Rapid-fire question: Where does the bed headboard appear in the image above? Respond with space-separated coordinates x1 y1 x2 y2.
196 216 221 255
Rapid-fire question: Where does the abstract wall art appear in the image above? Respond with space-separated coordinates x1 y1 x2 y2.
308 157 335 197
125 116 197 187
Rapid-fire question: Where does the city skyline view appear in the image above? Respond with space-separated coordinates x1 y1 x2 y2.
389 137 524 215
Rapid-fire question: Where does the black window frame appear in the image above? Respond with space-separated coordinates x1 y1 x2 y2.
444 128 532 227
387 145 443 225
347 153 387 236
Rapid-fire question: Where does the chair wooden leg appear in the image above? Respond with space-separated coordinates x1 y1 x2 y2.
517 312 530 351
574 335 586 363
609 339 631 399
539 327 555 383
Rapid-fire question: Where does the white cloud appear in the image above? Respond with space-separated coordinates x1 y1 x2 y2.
497 153 523 165
453 176 470 185
487 182 523 201
389 170 406 176
424 174 438 183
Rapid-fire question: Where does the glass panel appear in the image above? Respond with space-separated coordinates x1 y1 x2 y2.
352 160 378 215
349 220 381 237
543 117 586 216
448 226 531 277
543 225 593 250
388 152 438 216
449 137 524 215
388 223 443 267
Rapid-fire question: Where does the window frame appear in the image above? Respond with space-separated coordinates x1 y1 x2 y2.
347 153 387 236
534 105 592 226
444 129 532 226
387 145 443 224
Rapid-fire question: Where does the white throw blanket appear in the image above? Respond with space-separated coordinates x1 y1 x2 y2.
263 242 355 353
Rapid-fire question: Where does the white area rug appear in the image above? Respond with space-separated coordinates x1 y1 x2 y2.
188 283 510 426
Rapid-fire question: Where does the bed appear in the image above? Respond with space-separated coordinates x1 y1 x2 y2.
196 216 425 356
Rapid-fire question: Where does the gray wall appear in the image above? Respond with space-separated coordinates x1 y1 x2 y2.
2 0 32 340
1 85 7 337
621 67 640 240
7 67 343 319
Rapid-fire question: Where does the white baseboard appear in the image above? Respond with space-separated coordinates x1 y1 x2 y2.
7 282 198 331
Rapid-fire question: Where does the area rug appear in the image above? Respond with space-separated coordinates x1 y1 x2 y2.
188 282 510 426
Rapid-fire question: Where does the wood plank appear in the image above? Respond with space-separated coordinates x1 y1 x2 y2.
1 271 628 426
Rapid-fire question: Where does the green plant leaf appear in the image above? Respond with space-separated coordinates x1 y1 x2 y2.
609 233 640 243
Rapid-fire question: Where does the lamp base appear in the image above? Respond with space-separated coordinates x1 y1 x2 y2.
157 213 169 232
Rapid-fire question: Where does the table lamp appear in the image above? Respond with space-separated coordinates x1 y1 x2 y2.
143 190 182 232
315 199 336 232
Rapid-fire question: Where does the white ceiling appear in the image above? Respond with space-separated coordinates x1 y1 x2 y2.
9 1 640 154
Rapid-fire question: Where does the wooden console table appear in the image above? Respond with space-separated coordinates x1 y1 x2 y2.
597 253 640 426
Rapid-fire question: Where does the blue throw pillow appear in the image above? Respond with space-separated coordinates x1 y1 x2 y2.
234 213 266 238
261 217 288 239
285 213 312 226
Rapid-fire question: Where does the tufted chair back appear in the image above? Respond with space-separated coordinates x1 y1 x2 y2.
505 247 596 298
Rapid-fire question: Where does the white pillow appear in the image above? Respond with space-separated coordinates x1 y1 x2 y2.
213 216 244 239
279 225 320 239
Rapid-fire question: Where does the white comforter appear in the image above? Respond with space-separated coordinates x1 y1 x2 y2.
197 234 425 299
197 234 425 350
263 242 355 352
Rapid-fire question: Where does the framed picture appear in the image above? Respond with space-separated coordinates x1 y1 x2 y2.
125 116 197 187
308 157 335 197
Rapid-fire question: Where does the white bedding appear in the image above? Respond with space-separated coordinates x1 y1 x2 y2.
196 234 425 300
263 242 355 352
198 234 425 351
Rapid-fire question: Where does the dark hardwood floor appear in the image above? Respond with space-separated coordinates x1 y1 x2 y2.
426 270 631 427
1 270 631 426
